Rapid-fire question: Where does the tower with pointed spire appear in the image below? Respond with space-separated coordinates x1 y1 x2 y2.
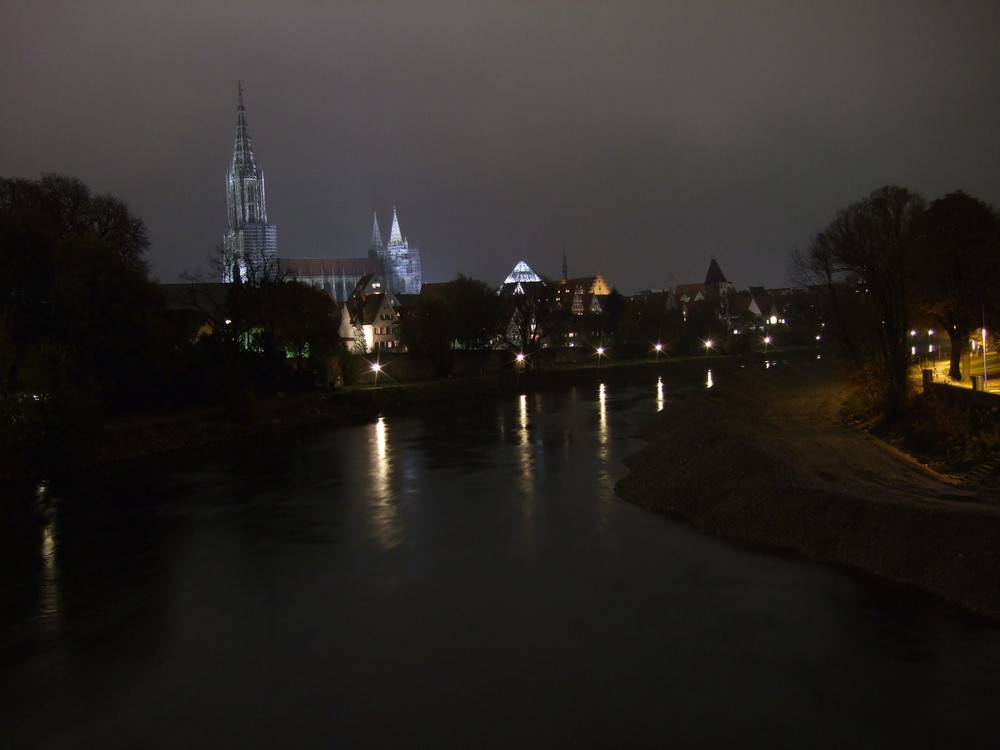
380 207 422 295
368 212 384 261
222 83 277 283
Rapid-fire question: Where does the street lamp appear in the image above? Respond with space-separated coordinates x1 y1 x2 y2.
983 327 989 386
763 335 771 354
371 361 382 388
654 342 663 367
596 346 605 369
704 339 713 359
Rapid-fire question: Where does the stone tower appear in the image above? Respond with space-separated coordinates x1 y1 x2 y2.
222 83 277 283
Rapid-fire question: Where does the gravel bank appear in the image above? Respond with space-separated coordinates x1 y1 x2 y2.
615 361 1000 621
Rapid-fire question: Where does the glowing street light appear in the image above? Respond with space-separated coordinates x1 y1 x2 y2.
596 346 605 369
983 327 989 386
371 361 382 388
515 352 526 366
704 339 713 359
763 335 772 353
654 342 663 367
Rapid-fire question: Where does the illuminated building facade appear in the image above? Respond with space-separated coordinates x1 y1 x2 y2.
222 84 277 282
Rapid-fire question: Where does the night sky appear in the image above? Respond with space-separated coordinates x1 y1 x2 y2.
3 2 1000 294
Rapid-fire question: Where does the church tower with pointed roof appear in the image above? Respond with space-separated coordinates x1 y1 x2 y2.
704 257 733 299
369 212 384 260
381 206 422 295
222 83 277 282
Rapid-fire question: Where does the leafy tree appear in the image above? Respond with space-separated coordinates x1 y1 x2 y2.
0 173 149 271
441 275 505 350
500 280 570 358
908 191 1000 381
271 280 339 361
791 185 924 413
616 296 682 356
603 288 627 342
0 174 168 413
220 278 338 394
398 297 453 373
0 341 102 474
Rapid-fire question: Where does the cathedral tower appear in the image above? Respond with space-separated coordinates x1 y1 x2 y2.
383 207 422 295
222 83 277 282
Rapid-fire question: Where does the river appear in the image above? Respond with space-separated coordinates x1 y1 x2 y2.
2 370 1000 748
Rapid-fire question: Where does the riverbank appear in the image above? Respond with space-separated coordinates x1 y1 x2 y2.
3 357 726 482
615 359 1000 621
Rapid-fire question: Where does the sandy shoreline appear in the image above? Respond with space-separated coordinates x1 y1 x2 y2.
615 360 1000 621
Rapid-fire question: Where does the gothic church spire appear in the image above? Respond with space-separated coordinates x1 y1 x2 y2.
389 206 404 246
223 83 277 283
370 212 384 254
227 82 267 229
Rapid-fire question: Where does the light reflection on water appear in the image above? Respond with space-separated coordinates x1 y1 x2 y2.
35 480 63 635
368 416 400 549
596 382 614 500
517 393 537 552
656 376 665 411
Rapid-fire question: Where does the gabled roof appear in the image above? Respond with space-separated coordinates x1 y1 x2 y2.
565 273 611 296
363 295 388 324
674 283 706 302
583 293 603 314
279 257 377 278
705 258 729 285
348 273 398 305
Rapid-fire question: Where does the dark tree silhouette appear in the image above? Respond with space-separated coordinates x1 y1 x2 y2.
791 185 924 414
909 191 1000 381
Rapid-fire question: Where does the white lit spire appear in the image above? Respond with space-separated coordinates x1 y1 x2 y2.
371 212 384 254
227 82 267 229
388 206 404 247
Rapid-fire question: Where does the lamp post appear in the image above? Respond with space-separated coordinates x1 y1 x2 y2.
983 326 989 386
596 346 605 370
371 361 382 389
704 339 713 360
654 342 663 367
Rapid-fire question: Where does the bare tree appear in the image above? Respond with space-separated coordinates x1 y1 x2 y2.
791 185 924 414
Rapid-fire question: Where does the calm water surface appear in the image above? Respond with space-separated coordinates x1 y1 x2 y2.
2 372 1000 748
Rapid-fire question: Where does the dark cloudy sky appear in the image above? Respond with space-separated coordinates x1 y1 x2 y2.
3 2 1000 293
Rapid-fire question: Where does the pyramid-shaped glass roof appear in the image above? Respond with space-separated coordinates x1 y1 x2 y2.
504 261 541 285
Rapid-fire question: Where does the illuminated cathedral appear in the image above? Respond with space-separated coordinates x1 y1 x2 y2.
221 85 421 298
221 84 278 283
